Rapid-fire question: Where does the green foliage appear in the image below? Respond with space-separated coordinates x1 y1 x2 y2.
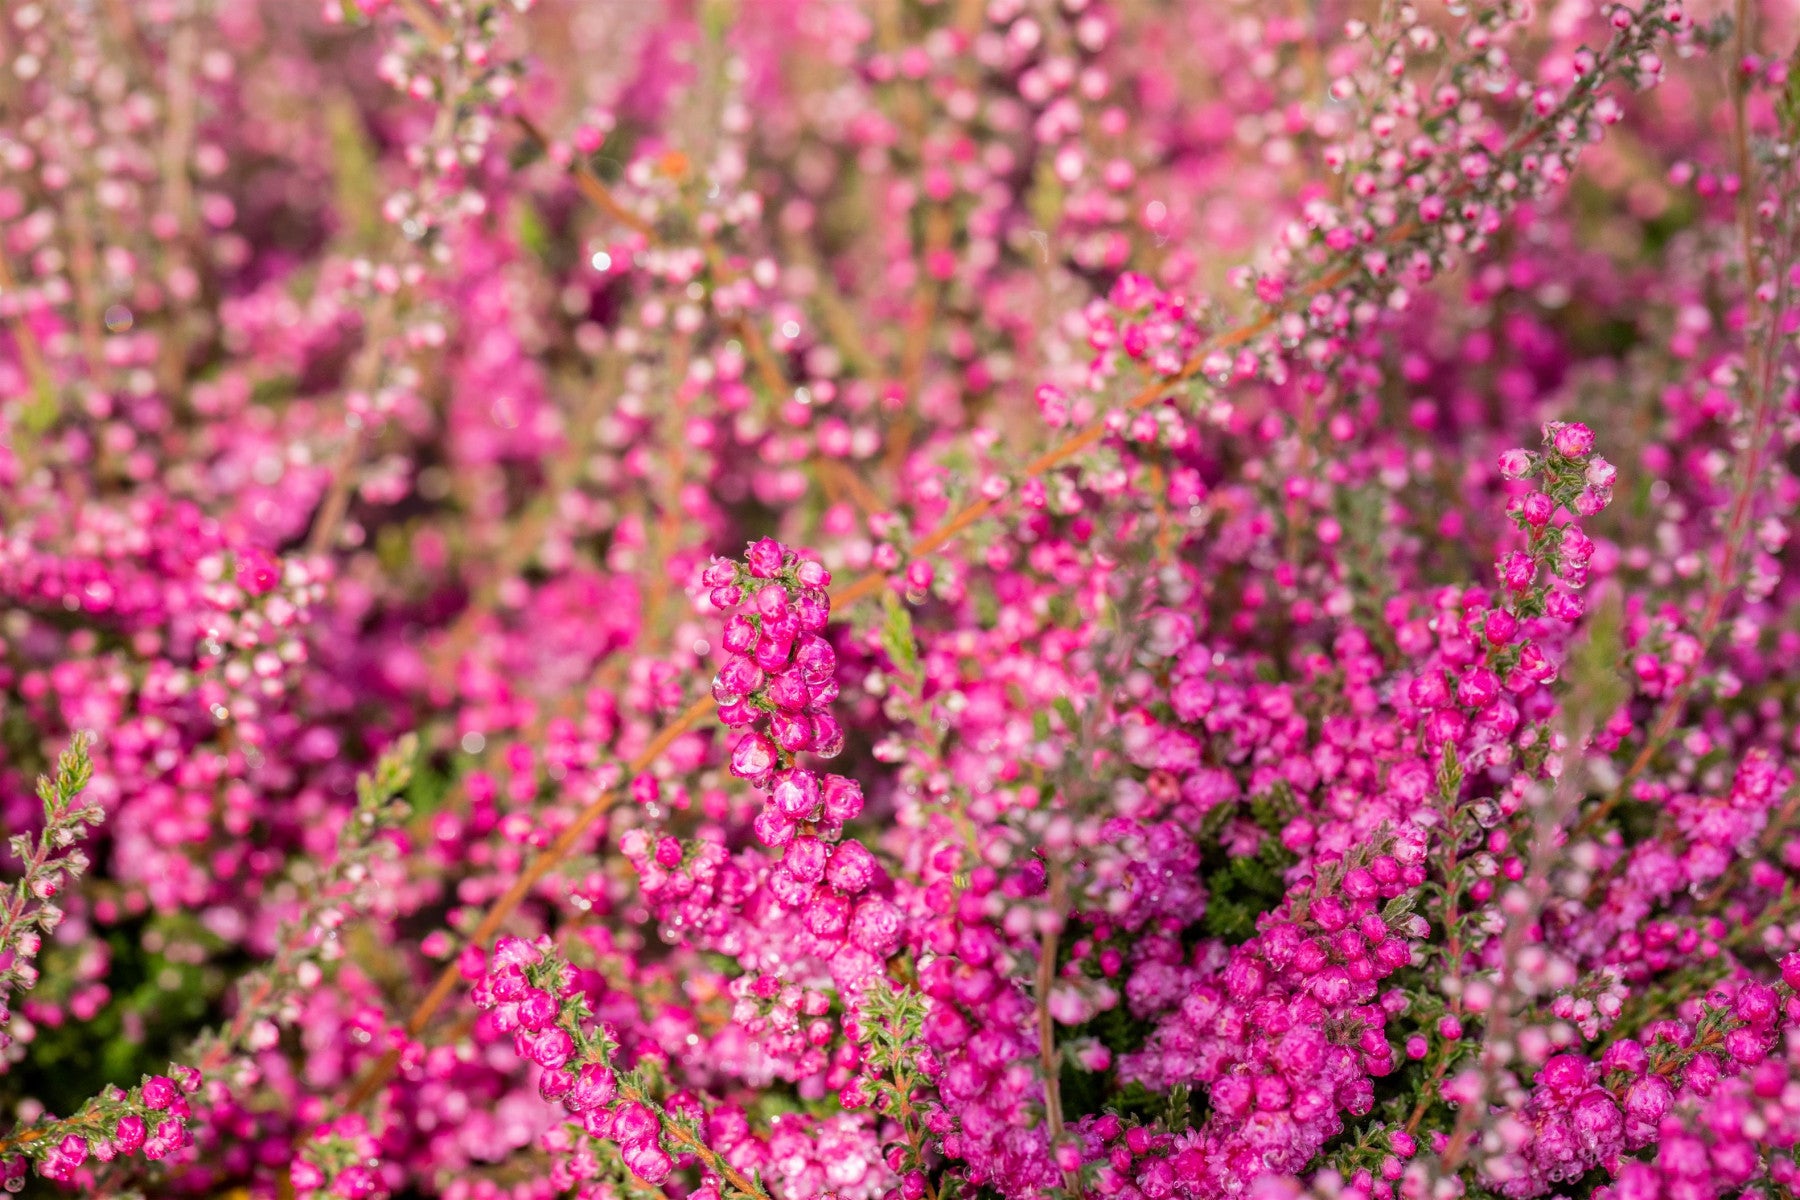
1056 990 1160 1123
36 731 94 819
1563 588 1627 731
1199 783 1299 942
19 381 58 436
881 590 923 685
514 200 554 263
1084 1002 1156 1059
1779 43 1800 138
4 916 229 1120
326 93 385 252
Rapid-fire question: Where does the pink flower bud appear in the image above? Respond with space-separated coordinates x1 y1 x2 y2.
621 1140 675 1184
782 836 829 883
754 585 790 619
849 896 902 957
792 635 837 684
141 1076 178 1110
566 1064 618 1113
745 538 786 578
720 614 757 654
765 671 811 711
493 936 542 969
772 769 821 817
821 774 863 821
753 808 798 848
1574 487 1608 516
1498 550 1535 593
804 888 852 938
611 1100 660 1146
516 988 558 1031
529 1027 574 1070
793 588 831 631
809 712 846 758
826 840 880 893
1521 491 1553 527
769 711 815 754
539 1067 575 1101
112 1116 147 1155
1552 422 1595 458
729 733 776 780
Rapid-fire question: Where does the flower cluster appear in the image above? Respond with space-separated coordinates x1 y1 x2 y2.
10 1068 199 1186
711 540 846 775
0 734 101 1055
1117 856 1428 1193
4 2 1800 1200
473 936 718 1190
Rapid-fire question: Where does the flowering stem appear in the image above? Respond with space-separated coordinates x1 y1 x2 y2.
389 0 655 242
332 13 1673 1141
336 694 716 1112
617 1079 770 1200
1579 13 1798 833
1440 713 1595 1175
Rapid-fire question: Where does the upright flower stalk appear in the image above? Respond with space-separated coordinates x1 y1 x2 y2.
1 3 1798 1200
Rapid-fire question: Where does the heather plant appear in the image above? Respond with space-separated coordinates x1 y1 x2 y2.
1 0 1800 1199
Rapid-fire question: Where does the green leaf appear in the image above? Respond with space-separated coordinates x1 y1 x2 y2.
1780 43 1800 137
1436 740 1464 803
326 94 385 252
880 591 922 682
515 200 552 263
20 381 57 433
1564 587 1627 730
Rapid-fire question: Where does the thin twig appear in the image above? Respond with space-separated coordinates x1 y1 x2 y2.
1036 863 1080 1195
304 299 395 558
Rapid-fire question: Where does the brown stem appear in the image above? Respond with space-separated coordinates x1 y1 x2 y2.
817 459 883 517
643 340 697 632
155 21 202 397
884 206 952 478
638 1088 769 1200
1405 792 1470 1136
1035 863 1080 1195
304 299 395 559
64 193 108 372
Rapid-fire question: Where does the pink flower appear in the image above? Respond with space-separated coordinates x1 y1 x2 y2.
1551 422 1595 458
